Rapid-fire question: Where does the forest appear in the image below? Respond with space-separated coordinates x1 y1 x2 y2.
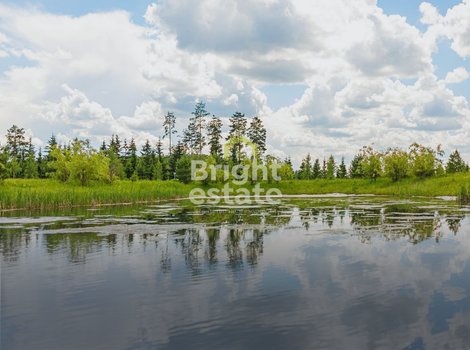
0 101 469 186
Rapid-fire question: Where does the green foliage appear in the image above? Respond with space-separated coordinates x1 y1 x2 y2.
447 150 468 174
176 155 192 184
0 150 8 181
326 155 336 179
107 149 124 183
207 115 223 160
349 154 364 178
312 159 321 179
384 148 409 182
360 146 382 181
297 154 313 180
49 146 71 182
459 185 470 204
68 141 110 186
336 157 347 179
184 101 209 155
153 160 164 180
247 116 267 159
227 112 248 164
409 143 439 179
278 158 295 180
163 111 177 155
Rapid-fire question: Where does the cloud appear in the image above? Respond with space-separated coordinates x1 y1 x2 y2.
421 1 470 58
0 1 469 166
445 67 469 84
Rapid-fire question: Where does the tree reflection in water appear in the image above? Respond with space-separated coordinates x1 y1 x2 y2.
0 198 466 272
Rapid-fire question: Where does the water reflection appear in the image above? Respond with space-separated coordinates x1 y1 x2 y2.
1 197 470 350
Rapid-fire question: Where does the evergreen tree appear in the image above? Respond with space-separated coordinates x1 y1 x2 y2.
175 155 192 183
297 154 313 179
125 138 138 178
349 154 364 178
169 141 186 179
5 125 27 177
140 139 155 180
337 157 347 178
163 112 177 156
207 115 223 160
247 116 267 160
107 148 124 182
0 148 8 180
227 112 247 164
446 150 468 173
45 134 57 161
44 134 58 177
183 120 197 154
156 137 164 162
100 140 107 152
37 148 47 178
326 155 336 179
23 138 38 178
153 159 164 180
312 158 321 179
320 159 327 179
188 101 210 155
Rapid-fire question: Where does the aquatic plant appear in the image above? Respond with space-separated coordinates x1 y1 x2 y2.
459 185 470 205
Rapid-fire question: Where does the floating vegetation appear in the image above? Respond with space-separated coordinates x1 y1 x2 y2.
459 185 470 205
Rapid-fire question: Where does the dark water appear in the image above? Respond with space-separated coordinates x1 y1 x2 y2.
1 196 470 350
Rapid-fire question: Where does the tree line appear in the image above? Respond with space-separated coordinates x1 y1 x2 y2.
297 144 469 181
0 102 284 185
0 100 468 185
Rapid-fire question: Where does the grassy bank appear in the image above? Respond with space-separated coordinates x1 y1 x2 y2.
0 179 196 210
1 173 470 210
271 173 470 197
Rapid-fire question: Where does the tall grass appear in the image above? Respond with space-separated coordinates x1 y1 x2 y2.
269 173 470 198
459 185 470 205
0 179 196 210
1 173 470 210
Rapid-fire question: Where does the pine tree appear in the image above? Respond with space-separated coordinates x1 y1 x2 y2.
156 137 164 162
312 158 321 179
163 112 177 156
169 141 185 179
446 150 468 173
320 159 327 179
247 116 267 160
349 154 364 178
207 115 223 160
37 147 47 178
326 155 336 179
298 154 313 179
153 159 164 180
45 134 57 162
227 112 247 164
24 138 38 178
140 139 155 180
189 101 210 155
5 125 27 177
183 120 197 154
100 140 107 151
125 138 137 179
336 157 347 178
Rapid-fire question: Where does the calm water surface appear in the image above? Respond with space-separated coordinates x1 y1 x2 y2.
1 196 470 350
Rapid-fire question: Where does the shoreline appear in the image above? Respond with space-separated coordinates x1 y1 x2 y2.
1 174 469 211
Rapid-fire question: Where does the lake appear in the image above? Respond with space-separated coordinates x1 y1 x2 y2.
1 196 470 350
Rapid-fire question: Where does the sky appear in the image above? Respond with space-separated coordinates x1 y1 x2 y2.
0 0 469 165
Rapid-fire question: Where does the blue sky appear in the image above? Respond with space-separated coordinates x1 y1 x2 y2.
0 0 469 163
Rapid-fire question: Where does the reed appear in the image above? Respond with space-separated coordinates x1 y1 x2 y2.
1 173 470 210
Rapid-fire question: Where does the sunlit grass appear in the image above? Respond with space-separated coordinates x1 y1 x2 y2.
0 179 196 210
1 173 470 210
